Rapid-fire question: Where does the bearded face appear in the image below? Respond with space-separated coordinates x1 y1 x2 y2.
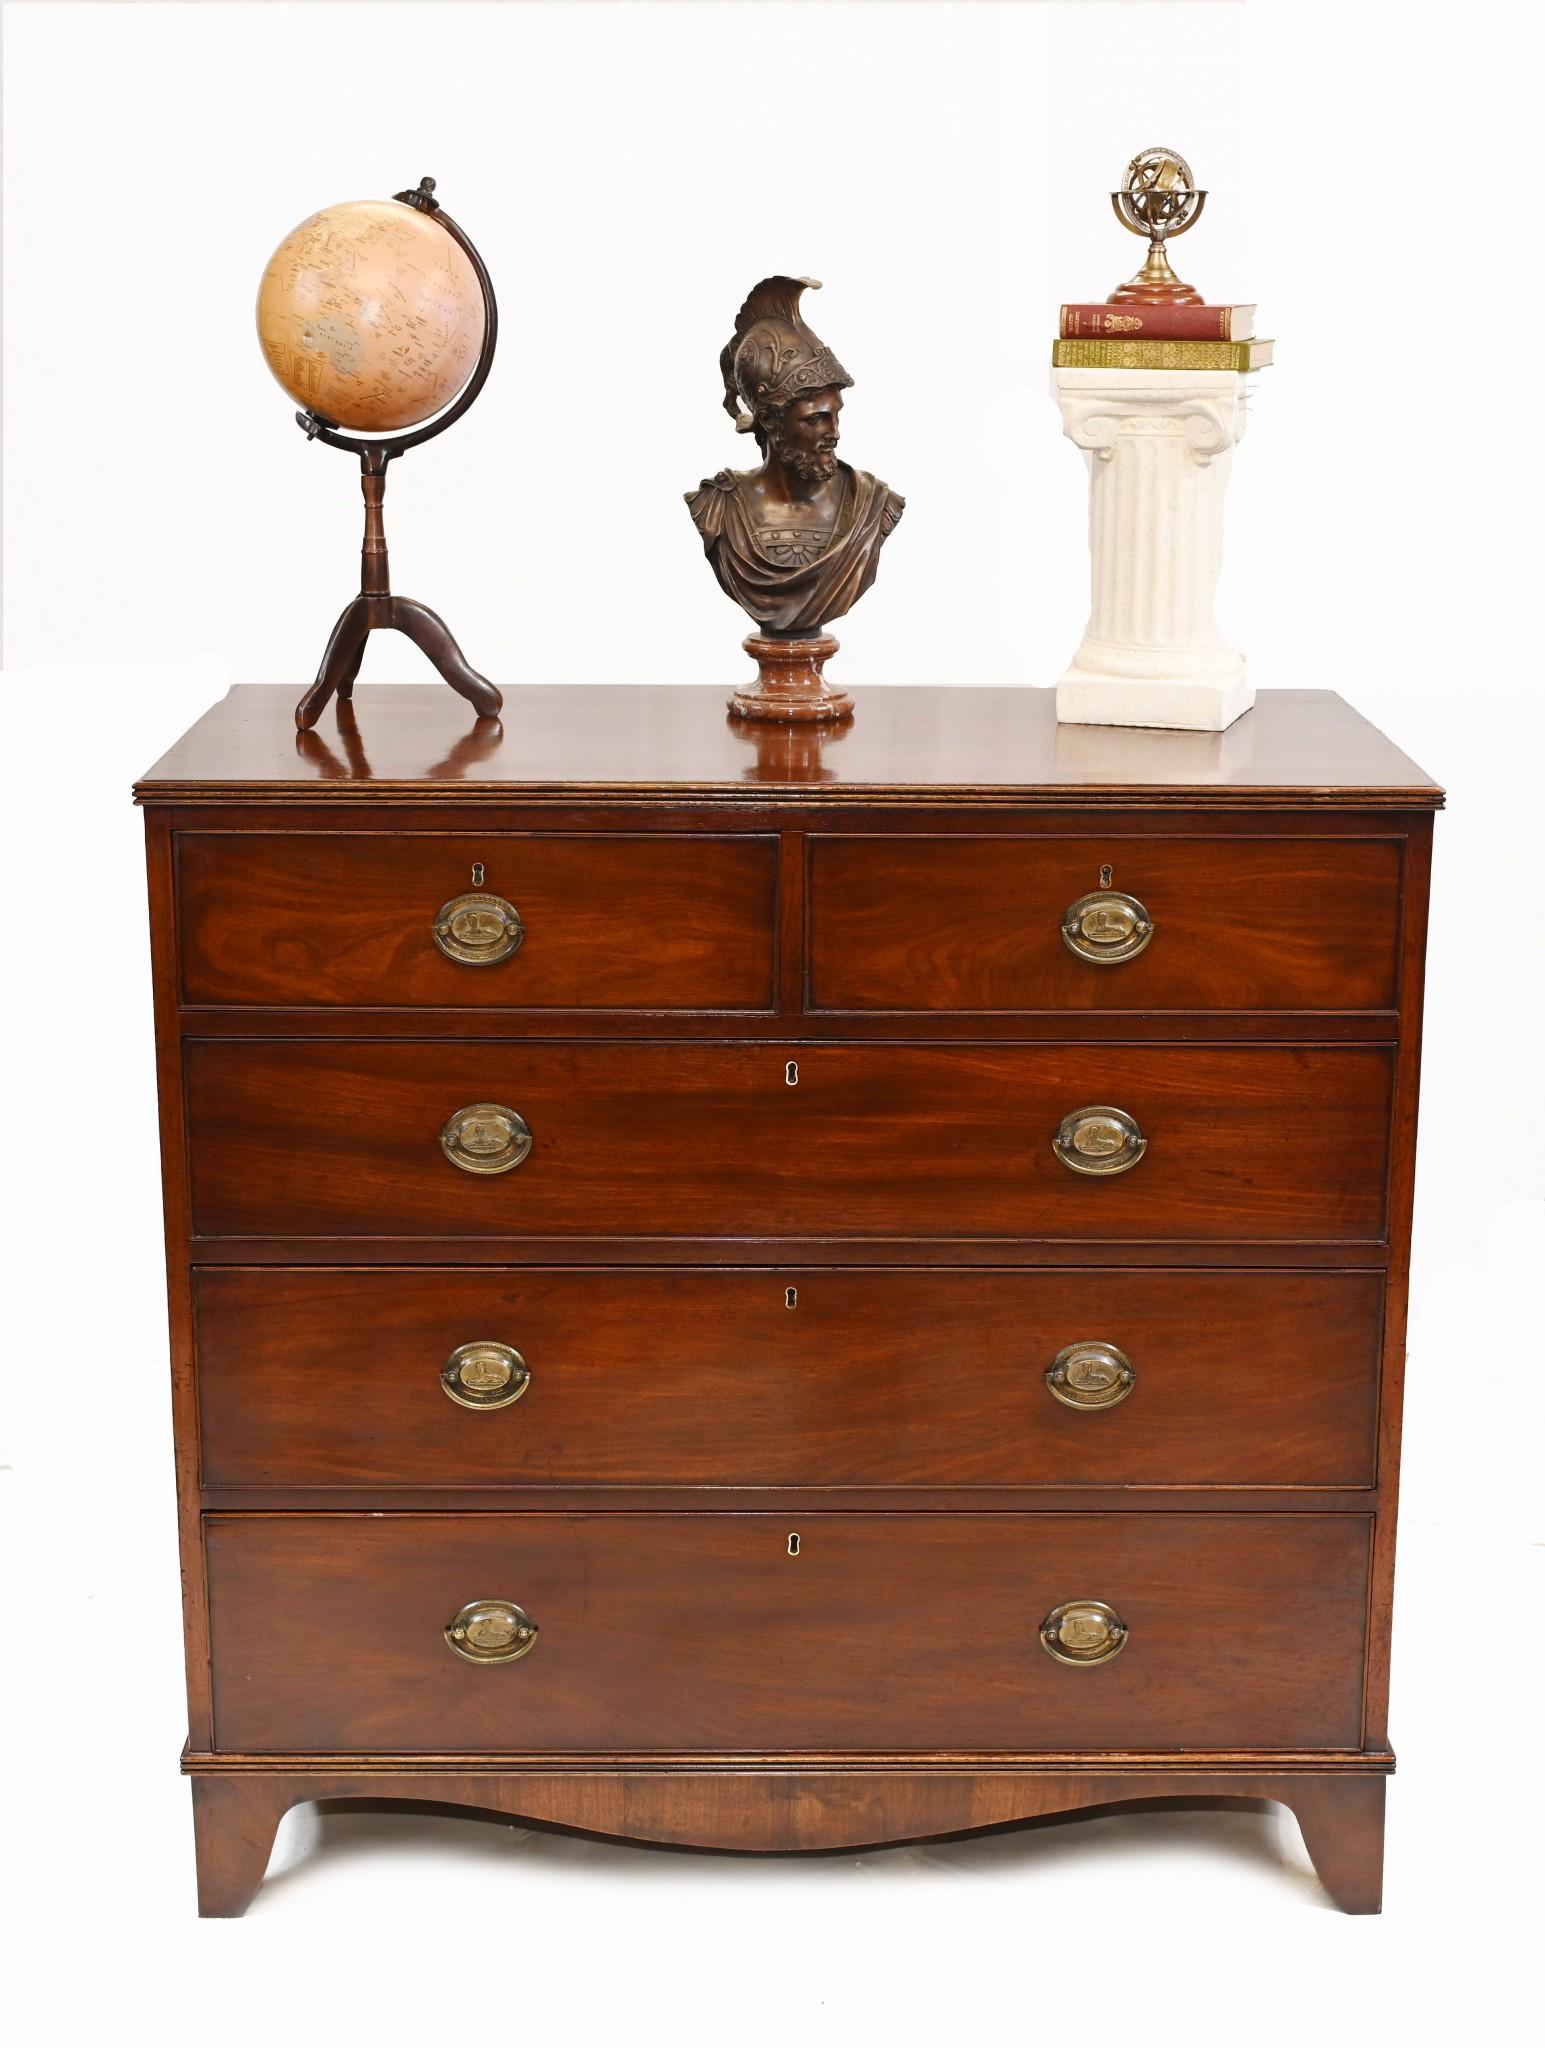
765 388 842 483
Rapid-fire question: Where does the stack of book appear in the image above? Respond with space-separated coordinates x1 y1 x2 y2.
1054 302 1272 371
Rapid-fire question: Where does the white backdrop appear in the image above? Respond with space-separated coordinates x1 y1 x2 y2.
3 5 1541 2046
3 1 1247 688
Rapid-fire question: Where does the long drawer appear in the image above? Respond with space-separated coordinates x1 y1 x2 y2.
175 831 779 1009
195 1268 1384 1489
204 1512 1372 1753
807 834 1403 1013
184 1041 1394 1242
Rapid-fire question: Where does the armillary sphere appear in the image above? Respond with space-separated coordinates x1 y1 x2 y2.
1107 146 1209 305
1112 147 1206 243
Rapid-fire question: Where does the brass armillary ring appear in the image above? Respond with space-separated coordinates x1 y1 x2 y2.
1111 146 1207 243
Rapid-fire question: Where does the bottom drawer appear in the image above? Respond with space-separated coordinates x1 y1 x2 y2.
205 1512 1370 1754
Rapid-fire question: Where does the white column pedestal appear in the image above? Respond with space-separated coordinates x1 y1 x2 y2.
1055 368 1254 732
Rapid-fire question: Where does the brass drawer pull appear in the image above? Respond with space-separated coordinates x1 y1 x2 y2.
445 1598 539 1665
1053 1104 1147 1177
440 1103 533 1176
1039 1599 1129 1667
441 1340 530 1411
1045 1340 1135 1411
432 891 524 966
1062 890 1152 965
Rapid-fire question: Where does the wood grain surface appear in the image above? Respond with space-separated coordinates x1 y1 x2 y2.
138 684 1436 1915
188 1765 1387 1916
204 1511 1372 1754
183 1039 1395 1242
135 685 1444 809
177 831 778 1009
194 1266 1384 1490
807 834 1402 1012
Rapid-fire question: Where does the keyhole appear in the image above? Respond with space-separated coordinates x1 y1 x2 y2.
785 1285 798 1309
471 862 485 887
786 1060 799 1086
1099 864 1112 889
787 1533 801 1557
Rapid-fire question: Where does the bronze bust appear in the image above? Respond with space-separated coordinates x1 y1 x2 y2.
687 276 903 721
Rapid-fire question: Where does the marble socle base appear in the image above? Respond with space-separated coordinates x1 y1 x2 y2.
1057 662 1254 734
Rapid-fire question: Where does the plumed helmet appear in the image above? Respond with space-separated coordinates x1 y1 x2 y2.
720 276 853 435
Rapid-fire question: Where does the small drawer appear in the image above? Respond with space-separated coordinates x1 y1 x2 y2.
807 835 1403 1013
204 1511 1371 1753
196 1268 1384 1489
184 1040 1395 1243
175 831 778 1009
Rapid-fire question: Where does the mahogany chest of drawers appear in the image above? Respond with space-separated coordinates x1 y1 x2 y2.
136 683 1441 1914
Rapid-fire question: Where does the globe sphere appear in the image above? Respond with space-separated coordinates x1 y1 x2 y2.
256 198 485 433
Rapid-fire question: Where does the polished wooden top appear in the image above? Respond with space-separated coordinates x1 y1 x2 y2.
135 685 1442 807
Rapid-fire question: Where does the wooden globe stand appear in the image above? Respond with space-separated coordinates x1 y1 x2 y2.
292 179 502 733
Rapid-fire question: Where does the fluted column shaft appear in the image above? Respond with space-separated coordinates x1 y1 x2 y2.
1055 368 1253 732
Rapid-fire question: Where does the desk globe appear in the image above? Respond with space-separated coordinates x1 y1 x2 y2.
257 196 485 431
257 177 502 731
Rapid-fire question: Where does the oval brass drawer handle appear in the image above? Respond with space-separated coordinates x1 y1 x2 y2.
1053 1105 1147 1177
445 1598 539 1665
1040 1599 1129 1667
440 1103 533 1176
432 890 524 967
441 1340 530 1411
1045 1340 1135 1411
1062 889 1152 965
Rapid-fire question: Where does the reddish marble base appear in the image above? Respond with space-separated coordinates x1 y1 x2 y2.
729 634 853 724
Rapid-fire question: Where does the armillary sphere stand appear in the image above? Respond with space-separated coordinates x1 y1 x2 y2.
293 177 502 732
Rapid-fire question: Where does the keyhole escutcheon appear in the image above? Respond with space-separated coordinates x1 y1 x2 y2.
787 1533 801 1557
786 1060 799 1086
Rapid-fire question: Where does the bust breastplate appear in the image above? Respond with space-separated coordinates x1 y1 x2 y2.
751 524 832 568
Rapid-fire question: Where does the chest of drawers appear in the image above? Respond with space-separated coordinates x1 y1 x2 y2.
136 683 1440 1915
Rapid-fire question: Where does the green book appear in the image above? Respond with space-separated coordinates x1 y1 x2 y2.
1052 337 1274 371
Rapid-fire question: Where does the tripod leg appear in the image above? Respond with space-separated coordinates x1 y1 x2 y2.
334 630 367 703
390 596 503 719
294 596 371 731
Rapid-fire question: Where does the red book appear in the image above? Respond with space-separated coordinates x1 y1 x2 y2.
1060 303 1255 341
